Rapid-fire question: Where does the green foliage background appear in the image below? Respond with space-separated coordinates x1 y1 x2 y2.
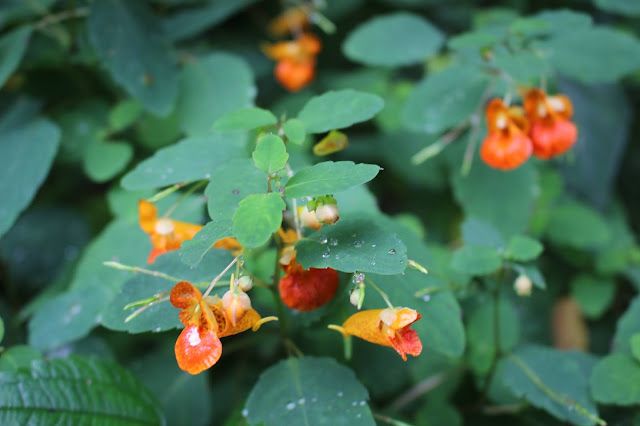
2 0 640 425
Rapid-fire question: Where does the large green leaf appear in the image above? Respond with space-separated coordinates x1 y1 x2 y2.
178 218 233 267
0 26 31 87
545 201 611 250
0 356 163 425
452 162 537 237
244 357 375 426
252 134 288 174
121 133 246 190
83 139 133 183
285 161 381 199
232 193 285 248
296 217 407 275
451 245 502 276
214 107 277 132
0 118 60 237
590 353 640 405
297 90 384 134
541 27 640 83
343 12 443 67
403 66 490 134
570 275 615 319
594 0 640 16
176 53 255 136
0 346 42 372
497 345 601 426
88 0 178 115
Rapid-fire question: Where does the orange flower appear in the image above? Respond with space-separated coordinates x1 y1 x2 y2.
263 33 321 92
480 98 533 171
138 200 202 264
268 5 310 37
336 307 423 360
279 266 339 311
524 88 578 159
169 281 274 374
275 59 316 92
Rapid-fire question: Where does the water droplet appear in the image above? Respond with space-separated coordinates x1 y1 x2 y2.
329 238 338 246
359 400 366 406
241 409 249 417
388 248 397 255
311 397 318 403
321 249 331 259
422 294 431 302
297 398 305 405
371 260 376 266
371 244 377 248
232 189 240 195
351 401 358 406
319 236 328 244
353 240 363 248
337 391 343 397
286 402 296 410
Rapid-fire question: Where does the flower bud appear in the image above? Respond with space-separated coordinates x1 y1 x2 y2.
237 275 253 292
222 290 251 325
315 203 339 225
349 284 365 310
514 274 533 297
298 206 321 230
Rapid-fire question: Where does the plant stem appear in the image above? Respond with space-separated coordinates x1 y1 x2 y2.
411 121 469 165
34 7 89 30
203 256 239 298
373 413 414 426
103 261 183 283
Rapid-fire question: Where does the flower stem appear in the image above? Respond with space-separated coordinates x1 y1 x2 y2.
203 256 239 298
103 261 183 283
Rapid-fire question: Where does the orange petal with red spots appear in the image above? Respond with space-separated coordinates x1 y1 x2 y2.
389 327 423 361
170 281 201 309
175 325 222 375
213 236 243 254
219 308 261 338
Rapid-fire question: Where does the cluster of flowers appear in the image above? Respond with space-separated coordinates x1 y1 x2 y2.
137 195 423 374
262 6 321 91
481 88 578 170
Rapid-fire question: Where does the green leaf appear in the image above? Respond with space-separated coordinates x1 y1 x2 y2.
122 133 246 190
613 296 640 355
178 219 233 267
206 159 267 221
403 65 490 134
461 217 505 249
176 53 255 136
590 353 640 405
285 161 381 199
0 119 60 237
467 297 520 375
448 30 499 50
504 235 543 262
532 10 593 35
452 162 537 237
594 0 640 16
451 245 502 276
497 345 601 426
88 0 178 115
83 139 133 183
0 356 163 424
244 357 375 426
511 264 547 289
0 315 3 344
252 134 288 174
213 107 277 131
0 346 42 372
631 334 640 363
283 118 306 145
0 26 31 88
108 99 143 132
232 193 284 248
541 27 640 83
296 217 407 275
343 12 443 67
570 275 615 319
545 201 611 250
297 90 384 134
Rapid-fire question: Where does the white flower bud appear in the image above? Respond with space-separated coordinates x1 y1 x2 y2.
298 206 321 230
315 204 339 225
237 275 253 292
349 288 361 308
514 274 533 297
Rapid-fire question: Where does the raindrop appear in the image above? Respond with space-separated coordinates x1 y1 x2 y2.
371 244 377 248
337 391 343 397
297 398 305 405
329 238 338 246
388 248 397 255
241 409 249 417
422 295 431 302
371 260 376 266
353 240 363 248
321 249 331 259
286 402 296 410
351 401 358 407
359 401 366 406
319 236 328 244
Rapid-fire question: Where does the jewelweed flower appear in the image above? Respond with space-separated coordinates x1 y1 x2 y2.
138 200 202 264
335 307 423 360
170 281 275 375
524 88 578 159
263 33 321 92
480 98 533 171
268 5 310 37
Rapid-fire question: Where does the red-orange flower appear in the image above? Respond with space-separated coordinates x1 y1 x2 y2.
263 33 321 92
138 200 202 263
480 98 533 171
336 307 423 360
268 6 310 37
169 281 274 374
524 88 578 159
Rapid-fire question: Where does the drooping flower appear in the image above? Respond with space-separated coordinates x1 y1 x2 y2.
262 33 321 92
335 307 423 360
524 88 578 159
267 5 310 37
480 98 533 171
170 281 275 375
138 200 202 264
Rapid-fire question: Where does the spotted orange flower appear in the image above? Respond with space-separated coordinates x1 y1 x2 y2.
263 33 321 92
138 200 202 264
169 281 275 374
268 5 310 37
480 98 533 171
524 88 578 159
333 307 423 360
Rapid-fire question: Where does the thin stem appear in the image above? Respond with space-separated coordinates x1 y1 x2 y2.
125 296 169 323
367 278 394 309
373 413 414 426
461 113 482 176
103 261 183 283
34 7 89 30
285 163 303 240
411 122 469 165
147 183 185 203
203 256 239 298
162 180 207 218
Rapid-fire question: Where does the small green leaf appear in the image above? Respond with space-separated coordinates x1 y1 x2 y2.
613 297 640 354
178 219 233 267
88 0 178 115
285 161 380 198
504 235 543 262
451 245 502 276
0 356 163 424
296 218 407 275
213 107 277 131
108 99 143 132
570 275 615 319
0 346 42 372
594 0 640 16
343 12 444 67
83 140 133 183
245 357 375 426
298 90 384 134
283 118 306 145
252 134 288 174
590 353 640 405
232 193 285 248
448 30 499 50
631 334 640 363
546 201 611 250
0 26 31 88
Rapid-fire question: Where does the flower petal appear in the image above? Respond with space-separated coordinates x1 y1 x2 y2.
138 200 157 234
389 327 423 361
175 325 222 375
342 309 388 347
170 281 202 309
219 308 261 338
